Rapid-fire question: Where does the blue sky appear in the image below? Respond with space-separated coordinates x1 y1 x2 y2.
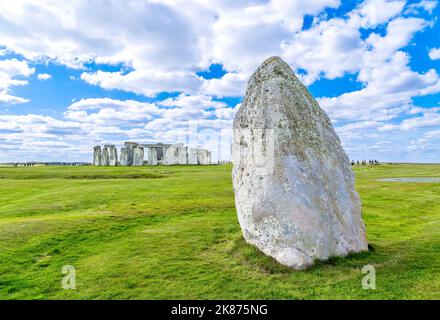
0 0 439 163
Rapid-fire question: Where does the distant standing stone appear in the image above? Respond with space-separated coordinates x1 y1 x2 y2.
163 146 179 165
106 145 118 166
120 147 128 166
232 57 368 269
125 142 139 166
101 147 109 166
177 146 188 165
188 148 198 164
93 146 101 166
197 149 211 165
146 147 158 165
132 146 144 166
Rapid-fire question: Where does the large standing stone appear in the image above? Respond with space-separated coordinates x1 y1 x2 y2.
188 148 198 164
124 142 139 166
142 143 171 164
132 146 144 166
106 145 118 166
101 147 109 166
120 147 128 166
163 145 179 165
197 149 211 165
177 146 188 165
146 147 158 165
156 144 168 162
232 56 367 269
93 146 101 166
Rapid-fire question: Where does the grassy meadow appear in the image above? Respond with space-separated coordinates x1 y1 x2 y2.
0 163 439 299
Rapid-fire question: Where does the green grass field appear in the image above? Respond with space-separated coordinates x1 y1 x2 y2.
0 164 439 299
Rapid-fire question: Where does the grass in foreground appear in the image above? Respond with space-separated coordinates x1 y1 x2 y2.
0 164 439 299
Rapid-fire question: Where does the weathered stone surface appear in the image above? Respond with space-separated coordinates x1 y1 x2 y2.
106 145 118 166
124 142 138 166
146 147 158 165
157 147 166 163
132 146 144 166
188 148 198 164
101 147 109 166
120 147 128 166
177 147 188 164
197 149 211 165
163 146 179 165
93 146 101 166
232 56 367 269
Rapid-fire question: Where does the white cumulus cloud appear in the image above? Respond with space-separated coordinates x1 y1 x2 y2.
428 48 440 60
0 58 34 104
37 73 52 80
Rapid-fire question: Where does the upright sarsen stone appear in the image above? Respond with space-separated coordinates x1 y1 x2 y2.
188 148 198 164
106 145 118 166
142 143 171 164
146 147 158 165
177 146 188 164
101 147 109 166
120 147 128 166
197 149 211 165
232 57 368 269
93 146 101 166
124 142 139 166
163 145 179 165
132 145 144 166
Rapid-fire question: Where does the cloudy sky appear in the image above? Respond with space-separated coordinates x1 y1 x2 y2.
0 0 439 163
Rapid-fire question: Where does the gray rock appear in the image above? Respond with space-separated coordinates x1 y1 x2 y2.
120 147 128 166
142 143 172 164
124 142 138 166
101 147 109 166
146 147 158 165
157 146 166 163
132 146 144 166
163 146 179 165
177 146 188 164
93 146 101 166
232 56 368 269
188 148 198 164
106 145 118 166
197 149 211 165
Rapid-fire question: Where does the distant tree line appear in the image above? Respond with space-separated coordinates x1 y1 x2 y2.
1 162 90 167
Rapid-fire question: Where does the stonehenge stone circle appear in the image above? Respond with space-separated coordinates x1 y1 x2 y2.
93 143 211 166
232 56 368 269
93 146 101 166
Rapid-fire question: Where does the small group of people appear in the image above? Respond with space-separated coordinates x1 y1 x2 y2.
351 159 380 166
